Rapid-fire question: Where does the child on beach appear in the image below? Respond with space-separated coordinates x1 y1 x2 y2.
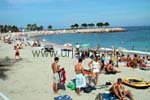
15 45 22 60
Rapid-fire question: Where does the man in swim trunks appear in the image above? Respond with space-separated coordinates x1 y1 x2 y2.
111 78 133 100
75 58 85 95
105 60 120 74
52 57 60 94
132 54 138 68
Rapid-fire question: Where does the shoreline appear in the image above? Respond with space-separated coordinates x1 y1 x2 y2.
1 28 150 56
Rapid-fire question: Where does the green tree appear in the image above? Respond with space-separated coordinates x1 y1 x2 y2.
74 24 79 29
32 24 37 31
103 22 110 27
7 25 12 32
81 23 88 28
11 25 19 32
37 25 44 31
96 22 103 28
88 23 95 28
4 25 8 33
0 25 3 33
27 24 32 31
48 25 52 30
0 25 19 33
70 25 75 29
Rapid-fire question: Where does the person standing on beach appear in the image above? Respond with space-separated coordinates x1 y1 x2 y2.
15 44 22 60
132 54 138 68
52 57 60 94
75 43 80 52
75 58 86 95
88 57 101 86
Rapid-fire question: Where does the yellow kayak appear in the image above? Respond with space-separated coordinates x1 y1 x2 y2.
123 77 150 89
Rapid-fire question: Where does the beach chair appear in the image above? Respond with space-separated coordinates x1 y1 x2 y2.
44 44 54 52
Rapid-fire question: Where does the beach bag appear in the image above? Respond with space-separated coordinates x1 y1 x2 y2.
83 86 93 93
67 82 76 90
58 83 66 90
83 85 96 93
95 93 103 100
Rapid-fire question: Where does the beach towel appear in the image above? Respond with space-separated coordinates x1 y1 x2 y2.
76 74 86 88
58 68 66 84
95 93 118 100
54 95 72 100
84 69 93 76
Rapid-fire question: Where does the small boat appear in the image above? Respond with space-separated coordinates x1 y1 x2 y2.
123 77 150 89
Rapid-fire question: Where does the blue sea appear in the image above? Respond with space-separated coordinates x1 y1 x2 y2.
36 26 150 52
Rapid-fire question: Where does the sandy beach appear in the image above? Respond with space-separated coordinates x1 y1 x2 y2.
0 36 150 100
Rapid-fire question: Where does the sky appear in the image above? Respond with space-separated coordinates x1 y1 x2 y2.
0 0 150 28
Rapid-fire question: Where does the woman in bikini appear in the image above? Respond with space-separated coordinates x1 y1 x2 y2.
88 57 101 86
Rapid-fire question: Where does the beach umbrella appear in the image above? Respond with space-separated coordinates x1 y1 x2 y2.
64 43 72 47
80 43 90 51
80 43 90 48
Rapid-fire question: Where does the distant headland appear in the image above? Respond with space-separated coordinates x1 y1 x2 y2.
0 22 127 35
27 27 127 36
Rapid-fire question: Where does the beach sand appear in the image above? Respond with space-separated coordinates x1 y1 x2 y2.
0 40 150 100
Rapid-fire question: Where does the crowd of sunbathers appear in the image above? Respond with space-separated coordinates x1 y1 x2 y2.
0 35 41 60
51 49 150 99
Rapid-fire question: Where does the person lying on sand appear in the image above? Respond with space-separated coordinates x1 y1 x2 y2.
110 78 133 100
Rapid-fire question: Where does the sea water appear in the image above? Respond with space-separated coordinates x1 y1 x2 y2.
36 26 150 52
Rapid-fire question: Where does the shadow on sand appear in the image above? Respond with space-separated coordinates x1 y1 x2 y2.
0 57 16 80
0 68 9 80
